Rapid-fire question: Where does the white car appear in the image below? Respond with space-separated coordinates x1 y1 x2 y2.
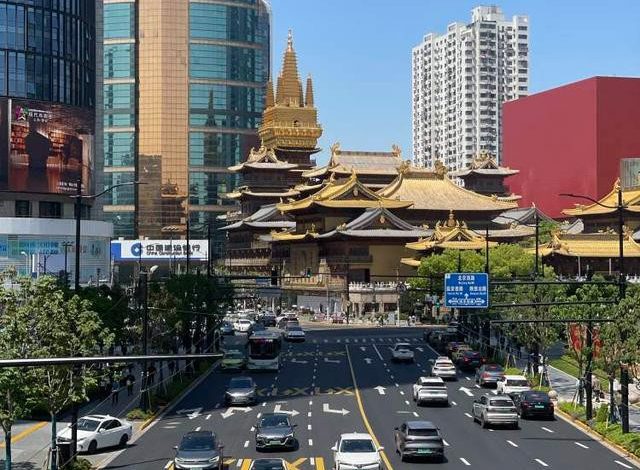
332 433 383 470
234 318 253 333
446 321 459 334
496 375 531 396
56 414 132 453
412 376 449 405
431 357 457 380
391 343 414 362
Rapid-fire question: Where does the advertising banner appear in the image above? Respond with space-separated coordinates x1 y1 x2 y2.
568 323 602 358
111 240 209 261
0 98 94 195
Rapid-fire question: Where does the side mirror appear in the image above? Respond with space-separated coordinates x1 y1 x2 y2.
173 445 178 450
331 445 338 452
378 446 384 452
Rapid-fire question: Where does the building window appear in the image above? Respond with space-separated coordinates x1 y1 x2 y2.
104 3 135 39
39 201 62 218
15 200 31 217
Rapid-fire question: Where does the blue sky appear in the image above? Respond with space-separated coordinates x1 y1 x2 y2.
270 0 640 164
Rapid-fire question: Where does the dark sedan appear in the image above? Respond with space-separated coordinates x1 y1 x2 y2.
475 364 504 387
255 413 297 450
174 431 223 470
457 350 485 370
394 421 445 462
513 390 555 419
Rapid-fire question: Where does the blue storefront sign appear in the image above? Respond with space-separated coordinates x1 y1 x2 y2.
444 273 489 309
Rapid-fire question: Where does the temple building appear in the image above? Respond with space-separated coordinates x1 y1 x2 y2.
220 32 322 274
449 151 520 202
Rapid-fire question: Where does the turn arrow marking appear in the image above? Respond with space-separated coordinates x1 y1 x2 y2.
364 358 372 364
458 387 474 397
322 403 350 415
374 386 386 395
220 407 252 419
324 358 340 364
274 404 299 417
290 359 308 364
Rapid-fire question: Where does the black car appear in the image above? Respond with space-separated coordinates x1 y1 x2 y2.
423 328 445 343
262 314 277 327
457 350 485 370
174 431 223 470
394 421 444 462
512 390 555 419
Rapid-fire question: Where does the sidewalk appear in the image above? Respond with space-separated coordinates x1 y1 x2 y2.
0 356 179 468
547 364 640 431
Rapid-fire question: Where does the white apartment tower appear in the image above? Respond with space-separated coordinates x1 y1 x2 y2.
412 6 529 170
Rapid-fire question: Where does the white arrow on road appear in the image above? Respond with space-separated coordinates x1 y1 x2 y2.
459 387 474 397
220 407 252 419
374 386 386 395
364 358 372 365
274 404 300 417
360 347 367 352
323 403 350 415
176 407 203 420
324 358 340 364
291 359 308 364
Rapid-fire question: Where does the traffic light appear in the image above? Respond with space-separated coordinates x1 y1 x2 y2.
306 267 312 278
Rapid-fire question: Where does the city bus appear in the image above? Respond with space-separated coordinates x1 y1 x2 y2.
247 330 282 371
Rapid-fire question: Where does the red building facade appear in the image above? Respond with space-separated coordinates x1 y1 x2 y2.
503 77 640 217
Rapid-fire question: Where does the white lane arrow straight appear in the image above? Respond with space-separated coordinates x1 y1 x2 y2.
220 407 252 419
374 386 386 395
177 407 202 416
324 358 340 364
291 359 308 364
364 358 372 365
458 387 474 397
323 403 350 415
274 404 299 417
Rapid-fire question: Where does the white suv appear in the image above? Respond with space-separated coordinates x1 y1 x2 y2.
496 375 531 396
430 357 457 380
332 433 382 470
391 343 414 362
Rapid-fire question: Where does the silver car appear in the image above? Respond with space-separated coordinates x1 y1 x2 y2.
472 394 519 429
255 413 297 450
174 431 223 470
224 377 257 405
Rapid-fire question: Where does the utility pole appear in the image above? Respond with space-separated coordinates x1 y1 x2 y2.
74 178 82 290
484 225 490 275
617 186 629 433
207 223 212 278
139 270 150 411
62 242 72 288
186 219 191 274
585 320 594 420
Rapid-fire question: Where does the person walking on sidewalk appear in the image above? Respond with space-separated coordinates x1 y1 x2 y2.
111 379 120 405
126 373 135 396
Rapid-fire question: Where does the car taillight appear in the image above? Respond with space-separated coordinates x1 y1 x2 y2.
463 357 470 362
482 373 489 378
522 401 530 407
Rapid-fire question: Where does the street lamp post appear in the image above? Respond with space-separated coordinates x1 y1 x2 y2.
560 187 627 429
62 242 72 287
20 251 29 277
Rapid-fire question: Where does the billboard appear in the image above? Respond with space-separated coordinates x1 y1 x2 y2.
0 98 94 195
111 240 209 261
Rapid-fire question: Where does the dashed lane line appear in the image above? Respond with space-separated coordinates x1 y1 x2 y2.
541 426 554 433
507 440 518 448
236 459 243 468
442 439 450 447
308 411 312 417
309 438 314 446
451 401 457 406
615 460 633 469
404 400 410 406
241 459 252 470
164 461 173 469
464 412 473 419
574 442 589 449
460 458 471 466
534 458 549 467
373 344 385 361
205 414 211 420
399 390 404 395
194 426 201 431
412 412 419 417
244 440 249 448
308 424 312 430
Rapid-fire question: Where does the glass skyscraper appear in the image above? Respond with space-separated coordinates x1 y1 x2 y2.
101 0 271 251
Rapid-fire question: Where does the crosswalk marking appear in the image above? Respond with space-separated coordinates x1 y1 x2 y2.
316 458 325 470
241 460 253 470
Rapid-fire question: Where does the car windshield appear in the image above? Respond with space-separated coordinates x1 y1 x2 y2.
230 378 252 388
260 415 290 427
408 428 439 437
77 418 100 432
490 399 514 407
340 439 376 453
524 392 550 401
507 379 529 387
287 326 302 332
396 345 412 351
252 460 285 470
179 435 215 451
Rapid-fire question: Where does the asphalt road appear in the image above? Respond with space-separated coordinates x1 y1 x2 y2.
102 328 639 470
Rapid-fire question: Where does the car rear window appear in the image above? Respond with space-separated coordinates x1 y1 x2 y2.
490 399 514 407
524 392 550 401
252 460 285 470
484 364 503 371
507 379 529 387
408 428 439 437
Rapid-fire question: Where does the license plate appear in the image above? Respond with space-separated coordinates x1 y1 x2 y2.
534 405 545 409
269 441 280 445
417 449 432 454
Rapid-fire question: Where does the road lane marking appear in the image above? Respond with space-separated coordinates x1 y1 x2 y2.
316 457 326 470
289 458 308 470
257 413 262 418
399 390 404 395
614 461 633 469
474 384 480 388
345 345 395 470
451 401 457 406
262 402 267 407
309 400 313 405
308 411 312 417
413 412 419 417
309 438 313 446
460 458 471 466
195 426 201 431
308 424 312 430
507 440 518 448
237 459 243 468
205 414 211 420
164 461 173 469
534 459 549 467
541 426 554 433
395 383 399 387
244 440 249 448
224 459 236 465
465 377 471 381
404 400 410 405
442 439 450 446
373 344 385 361
241 459 253 470
575 442 589 449
215 402 220 408
464 412 473 418
250 427 255 432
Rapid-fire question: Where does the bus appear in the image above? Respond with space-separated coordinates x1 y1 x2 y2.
247 330 282 371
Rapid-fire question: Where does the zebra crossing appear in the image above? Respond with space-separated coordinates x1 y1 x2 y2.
306 335 422 345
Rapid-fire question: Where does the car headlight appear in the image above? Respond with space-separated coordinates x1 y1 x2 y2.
209 456 220 463
286 432 294 438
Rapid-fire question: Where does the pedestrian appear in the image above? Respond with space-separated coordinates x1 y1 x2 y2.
111 379 120 405
126 373 135 396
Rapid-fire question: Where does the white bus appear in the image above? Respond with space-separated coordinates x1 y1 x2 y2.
247 331 282 371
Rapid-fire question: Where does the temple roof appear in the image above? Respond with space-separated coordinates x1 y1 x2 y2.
226 186 300 200
540 231 640 258
219 204 295 231
318 206 432 239
276 172 413 213
294 181 326 193
378 165 518 212
406 211 498 252
562 179 640 217
449 151 519 178
302 142 404 179
493 205 554 226
269 228 319 242
228 146 297 172
400 258 422 267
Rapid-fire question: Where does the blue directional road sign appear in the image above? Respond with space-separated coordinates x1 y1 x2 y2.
444 273 489 309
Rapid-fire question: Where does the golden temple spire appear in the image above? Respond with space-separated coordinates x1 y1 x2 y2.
276 29 303 106
265 79 275 108
305 74 314 107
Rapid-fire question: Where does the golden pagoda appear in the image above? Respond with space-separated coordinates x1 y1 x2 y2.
449 150 521 202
